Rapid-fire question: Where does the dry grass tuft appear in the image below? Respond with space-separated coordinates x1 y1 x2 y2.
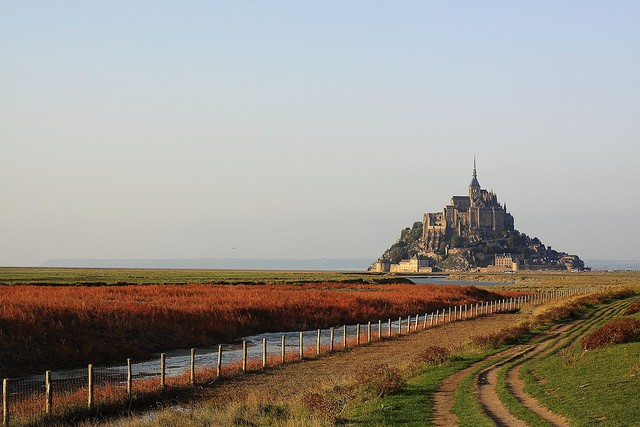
354 364 406 398
471 323 531 349
413 346 451 366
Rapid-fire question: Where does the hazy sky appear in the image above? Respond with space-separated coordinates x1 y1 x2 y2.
2 1 639 266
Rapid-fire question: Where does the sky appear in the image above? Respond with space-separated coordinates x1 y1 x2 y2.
1 1 640 266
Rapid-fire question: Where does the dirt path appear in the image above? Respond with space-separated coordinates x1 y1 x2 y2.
502 299 631 427
476 326 570 427
431 322 565 427
105 312 523 426
469 298 630 427
431 345 522 427
188 313 523 406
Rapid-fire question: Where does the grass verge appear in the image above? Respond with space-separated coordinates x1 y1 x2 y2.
340 352 486 426
521 297 640 427
523 341 640 427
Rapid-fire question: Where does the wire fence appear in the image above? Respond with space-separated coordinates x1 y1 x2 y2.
1 288 595 426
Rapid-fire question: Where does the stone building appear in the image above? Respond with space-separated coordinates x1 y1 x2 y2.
423 159 514 251
371 255 431 273
389 255 431 273
487 253 521 272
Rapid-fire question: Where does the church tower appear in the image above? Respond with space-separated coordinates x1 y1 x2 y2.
469 157 481 204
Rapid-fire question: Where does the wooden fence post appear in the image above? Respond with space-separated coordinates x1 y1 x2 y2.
263 338 268 368
281 336 285 364
87 364 94 411
190 349 195 385
330 327 334 351
367 322 371 343
423 313 428 329
435 310 439 326
343 325 347 349
448 307 451 322
160 353 166 389
378 320 382 340
127 358 133 398
317 329 321 356
356 324 361 346
242 341 248 371
414 315 419 331
388 318 391 337
3 378 9 427
217 345 223 376
300 332 304 360
454 306 457 321
45 370 52 416
430 312 434 327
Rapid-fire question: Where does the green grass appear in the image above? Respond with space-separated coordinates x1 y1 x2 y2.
340 353 487 426
0 267 402 286
523 342 640 427
521 297 640 427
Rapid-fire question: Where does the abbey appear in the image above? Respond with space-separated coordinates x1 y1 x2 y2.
371 158 586 272
423 159 514 251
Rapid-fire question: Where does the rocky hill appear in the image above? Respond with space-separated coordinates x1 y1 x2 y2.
372 161 585 272
374 224 584 272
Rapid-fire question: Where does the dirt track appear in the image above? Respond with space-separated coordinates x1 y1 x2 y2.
433 297 633 427
105 311 522 426
185 313 522 406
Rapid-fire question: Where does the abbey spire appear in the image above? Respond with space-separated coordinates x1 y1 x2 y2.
469 157 480 189
469 157 481 203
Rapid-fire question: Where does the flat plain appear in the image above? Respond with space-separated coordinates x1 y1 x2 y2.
1 269 639 426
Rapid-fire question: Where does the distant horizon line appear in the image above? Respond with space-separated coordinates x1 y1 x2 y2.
24 257 640 271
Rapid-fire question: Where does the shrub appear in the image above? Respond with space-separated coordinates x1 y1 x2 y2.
355 364 406 398
472 323 530 349
624 301 640 316
413 346 451 366
582 318 640 350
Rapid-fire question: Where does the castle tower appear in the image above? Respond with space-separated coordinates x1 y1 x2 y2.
469 157 481 203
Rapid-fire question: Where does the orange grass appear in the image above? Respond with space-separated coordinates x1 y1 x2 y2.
0 282 519 377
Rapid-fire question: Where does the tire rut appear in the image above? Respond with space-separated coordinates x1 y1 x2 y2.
503 298 634 426
476 326 571 427
433 296 633 427
431 321 566 427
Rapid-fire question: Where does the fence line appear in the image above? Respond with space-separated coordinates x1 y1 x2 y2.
1 287 597 426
